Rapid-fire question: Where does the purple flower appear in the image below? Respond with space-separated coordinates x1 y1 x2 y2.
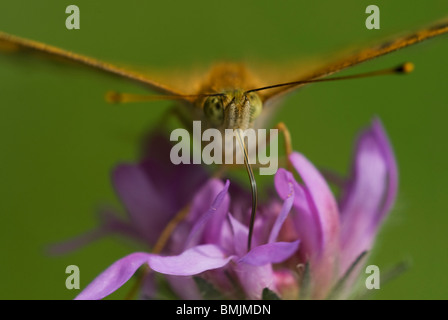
75 178 299 300
72 133 299 300
273 118 398 299
72 118 397 300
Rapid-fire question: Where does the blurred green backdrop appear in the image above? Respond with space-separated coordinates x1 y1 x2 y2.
0 0 447 299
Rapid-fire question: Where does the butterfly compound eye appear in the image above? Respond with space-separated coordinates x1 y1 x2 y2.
246 92 262 120
203 96 225 126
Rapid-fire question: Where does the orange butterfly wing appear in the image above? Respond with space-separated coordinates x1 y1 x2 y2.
0 31 186 97
260 18 448 103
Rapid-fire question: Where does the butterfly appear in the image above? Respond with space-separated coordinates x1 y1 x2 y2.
1 18 447 252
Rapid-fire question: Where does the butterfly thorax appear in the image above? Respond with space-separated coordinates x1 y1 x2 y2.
196 63 260 94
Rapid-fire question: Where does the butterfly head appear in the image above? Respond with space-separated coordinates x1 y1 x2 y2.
202 89 262 131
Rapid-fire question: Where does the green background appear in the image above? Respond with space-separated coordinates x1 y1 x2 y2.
0 0 447 299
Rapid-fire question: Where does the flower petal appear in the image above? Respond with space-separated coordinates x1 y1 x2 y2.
111 132 208 247
270 169 295 243
113 164 169 245
371 118 398 223
288 152 340 299
238 241 300 266
275 167 319 254
140 131 208 208
289 153 340 255
233 262 275 300
184 180 230 249
227 212 249 257
148 244 234 276
76 245 234 300
165 275 202 300
75 252 150 300
339 119 398 274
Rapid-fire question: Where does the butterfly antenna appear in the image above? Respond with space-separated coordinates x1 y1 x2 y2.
236 129 258 252
245 62 414 93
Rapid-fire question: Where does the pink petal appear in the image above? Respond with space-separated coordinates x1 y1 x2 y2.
269 169 295 243
75 252 150 300
148 245 234 276
227 213 249 257
371 118 398 223
165 275 202 300
48 210 141 255
238 241 300 266
184 180 230 249
76 245 234 300
113 164 169 245
288 152 340 299
339 119 398 274
233 262 275 300
275 168 320 258
289 153 340 254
